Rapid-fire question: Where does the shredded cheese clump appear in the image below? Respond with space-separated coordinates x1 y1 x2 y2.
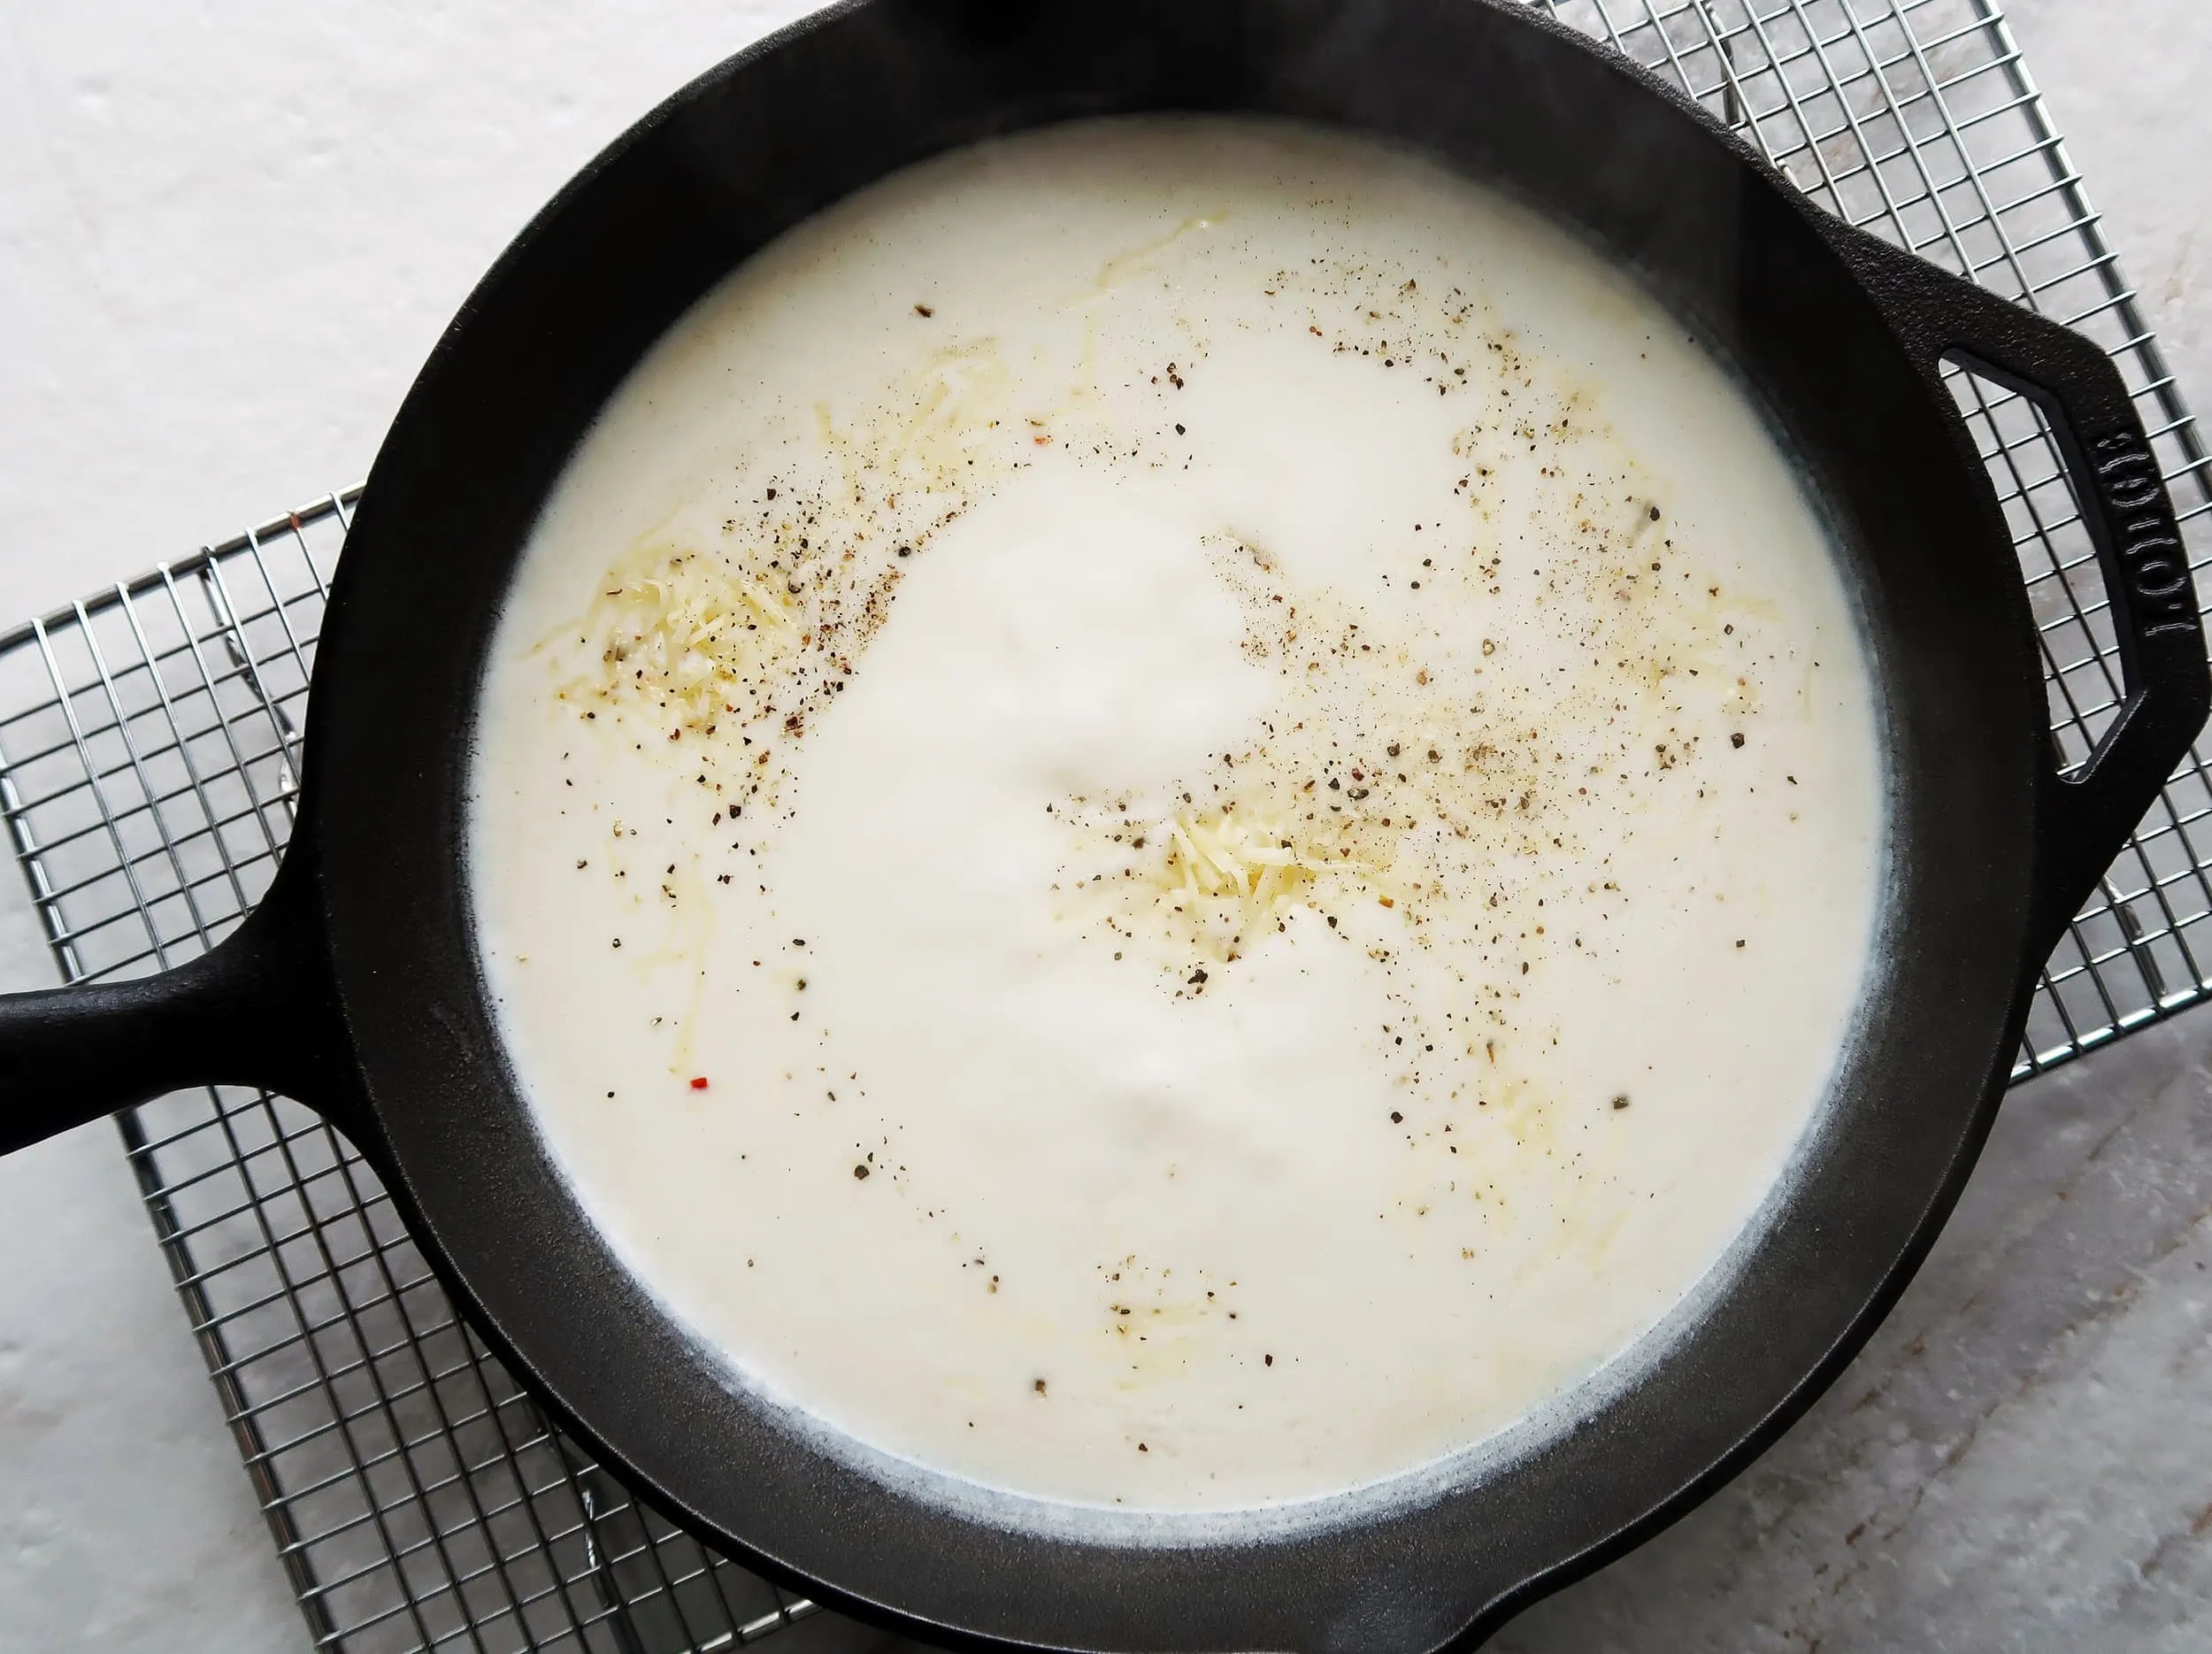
1156 806 1318 912
569 544 796 729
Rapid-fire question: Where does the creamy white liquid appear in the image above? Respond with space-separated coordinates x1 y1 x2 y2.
470 119 1883 1513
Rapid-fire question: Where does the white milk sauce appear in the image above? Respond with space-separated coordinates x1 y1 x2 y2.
470 119 1883 1512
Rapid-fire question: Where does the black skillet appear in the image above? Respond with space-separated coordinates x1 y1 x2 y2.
2 3 2204 1650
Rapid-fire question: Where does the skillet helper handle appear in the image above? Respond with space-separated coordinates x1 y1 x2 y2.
0 859 356 1156
1841 232 2212 953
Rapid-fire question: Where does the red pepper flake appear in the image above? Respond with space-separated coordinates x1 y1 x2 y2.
689 1076 710 1090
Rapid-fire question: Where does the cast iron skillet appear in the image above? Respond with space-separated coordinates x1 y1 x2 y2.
1 3 2204 1649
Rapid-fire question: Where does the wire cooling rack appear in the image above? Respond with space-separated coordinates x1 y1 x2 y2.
0 3 2204 1650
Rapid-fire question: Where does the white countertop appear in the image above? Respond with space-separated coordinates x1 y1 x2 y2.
0 3 2206 1649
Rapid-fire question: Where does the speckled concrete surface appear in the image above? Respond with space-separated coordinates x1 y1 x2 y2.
0 4 2205 1650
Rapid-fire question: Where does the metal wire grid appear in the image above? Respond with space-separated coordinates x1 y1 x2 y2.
0 3 2203 1650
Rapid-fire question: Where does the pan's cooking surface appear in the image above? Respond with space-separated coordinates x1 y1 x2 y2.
470 116 1882 1515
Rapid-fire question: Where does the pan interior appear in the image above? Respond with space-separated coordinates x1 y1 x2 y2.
460 114 1888 1536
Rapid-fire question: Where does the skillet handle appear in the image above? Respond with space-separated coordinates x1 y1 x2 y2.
0 854 359 1155
1837 231 2212 955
